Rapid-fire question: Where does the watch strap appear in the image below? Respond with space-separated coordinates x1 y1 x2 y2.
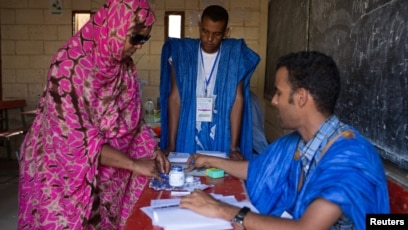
231 206 250 226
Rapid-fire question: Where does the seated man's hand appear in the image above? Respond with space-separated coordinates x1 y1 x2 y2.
180 190 240 221
185 153 216 172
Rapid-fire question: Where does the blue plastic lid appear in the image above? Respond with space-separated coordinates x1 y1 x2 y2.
170 165 183 172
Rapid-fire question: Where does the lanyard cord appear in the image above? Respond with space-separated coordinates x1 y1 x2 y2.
200 46 221 97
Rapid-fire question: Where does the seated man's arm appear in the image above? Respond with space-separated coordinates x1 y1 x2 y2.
242 198 342 230
180 190 342 230
166 65 180 154
230 82 244 160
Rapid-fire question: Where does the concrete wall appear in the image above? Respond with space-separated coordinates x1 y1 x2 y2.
0 0 281 156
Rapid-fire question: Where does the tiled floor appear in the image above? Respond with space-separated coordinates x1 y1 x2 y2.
0 159 19 229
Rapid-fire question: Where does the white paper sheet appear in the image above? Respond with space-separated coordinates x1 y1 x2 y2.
140 194 259 230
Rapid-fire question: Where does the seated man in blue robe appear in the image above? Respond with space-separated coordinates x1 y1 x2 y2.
179 51 390 229
159 5 260 160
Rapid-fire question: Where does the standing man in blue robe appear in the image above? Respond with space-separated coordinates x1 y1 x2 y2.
179 51 389 229
160 5 260 160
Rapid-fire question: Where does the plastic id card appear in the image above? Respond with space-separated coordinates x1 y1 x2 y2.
196 97 213 122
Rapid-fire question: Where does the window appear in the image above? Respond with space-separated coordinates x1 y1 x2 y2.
72 11 92 35
165 11 185 40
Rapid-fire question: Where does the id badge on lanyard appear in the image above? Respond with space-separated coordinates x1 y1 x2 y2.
196 97 213 122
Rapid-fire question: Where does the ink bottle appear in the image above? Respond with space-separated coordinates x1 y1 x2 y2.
169 165 185 187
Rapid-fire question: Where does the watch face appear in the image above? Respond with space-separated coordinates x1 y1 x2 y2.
231 222 245 230
232 215 244 225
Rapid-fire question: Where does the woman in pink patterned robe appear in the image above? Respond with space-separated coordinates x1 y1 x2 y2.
18 0 169 229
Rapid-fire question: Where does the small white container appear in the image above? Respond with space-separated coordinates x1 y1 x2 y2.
169 166 185 187
185 175 194 183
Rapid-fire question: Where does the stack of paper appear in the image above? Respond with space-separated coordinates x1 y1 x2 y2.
141 194 258 230
168 151 228 164
153 208 231 230
196 150 228 159
167 151 229 177
168 152 190 163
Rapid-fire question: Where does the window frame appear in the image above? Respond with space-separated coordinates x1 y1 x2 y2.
165 11 185 41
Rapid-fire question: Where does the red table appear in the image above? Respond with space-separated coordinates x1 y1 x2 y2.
123 175 248 230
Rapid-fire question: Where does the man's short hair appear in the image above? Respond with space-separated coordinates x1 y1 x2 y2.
276 51 341 115
201 5 229 29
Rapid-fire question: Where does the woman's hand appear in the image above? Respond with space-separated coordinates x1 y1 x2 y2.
99 144 170 179
161 148 173 157
130 150 170 180
153 149 170 174
131 159 161 179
